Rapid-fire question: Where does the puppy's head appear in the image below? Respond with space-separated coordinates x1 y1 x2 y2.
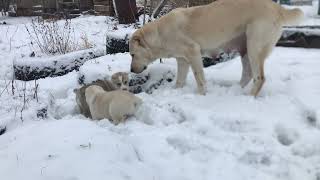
129 30 155 74
111 72 129 91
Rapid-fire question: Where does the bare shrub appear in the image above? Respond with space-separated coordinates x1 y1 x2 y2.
25 18 89 55
80 33 93 49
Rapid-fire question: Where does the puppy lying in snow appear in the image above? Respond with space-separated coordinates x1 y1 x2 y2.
74 72 129 118
85 85 142 125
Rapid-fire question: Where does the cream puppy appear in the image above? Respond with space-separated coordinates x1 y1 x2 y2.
74 72 130 118
85 85 142 124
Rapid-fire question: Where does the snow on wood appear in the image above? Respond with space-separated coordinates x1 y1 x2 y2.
13 47 105 81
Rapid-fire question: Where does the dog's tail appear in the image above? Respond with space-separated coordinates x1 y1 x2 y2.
279 7 304 26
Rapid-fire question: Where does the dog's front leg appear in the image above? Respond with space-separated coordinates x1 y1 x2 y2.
175 57 190 88
191 59 207 95
186 46 207 95
240 54 252 88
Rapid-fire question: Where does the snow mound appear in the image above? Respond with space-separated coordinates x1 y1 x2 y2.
0 47 320 180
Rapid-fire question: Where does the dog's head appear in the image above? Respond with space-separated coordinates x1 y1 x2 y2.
111 72 129 91
129 30 155 74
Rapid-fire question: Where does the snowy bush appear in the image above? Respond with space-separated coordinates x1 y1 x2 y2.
25 18 92 55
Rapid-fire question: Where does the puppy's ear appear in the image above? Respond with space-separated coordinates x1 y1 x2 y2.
131 35 146 48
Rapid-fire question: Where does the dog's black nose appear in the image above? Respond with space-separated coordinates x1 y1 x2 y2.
130 68 134 72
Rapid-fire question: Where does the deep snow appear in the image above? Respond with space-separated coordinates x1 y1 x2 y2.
1 2 320 180
1 47 320 180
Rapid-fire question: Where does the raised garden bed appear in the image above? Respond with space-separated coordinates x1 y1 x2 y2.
106 27 136 54
106 34 130 54
277 26 320 48
79 68 174 95
14 47 105 81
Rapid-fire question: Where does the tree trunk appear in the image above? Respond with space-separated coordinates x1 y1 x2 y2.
114 0 137 24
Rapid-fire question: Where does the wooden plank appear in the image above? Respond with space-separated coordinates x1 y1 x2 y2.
79 0 94 10
93 0 112 6
94 4 110 12
17 0 34 9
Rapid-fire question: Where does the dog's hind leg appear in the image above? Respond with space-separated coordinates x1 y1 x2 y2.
247 49 267 97
240 54 252 88
246 23 282 97
175 57 190 88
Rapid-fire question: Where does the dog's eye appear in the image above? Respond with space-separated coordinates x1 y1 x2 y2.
124 81 127 84
117 83 121 86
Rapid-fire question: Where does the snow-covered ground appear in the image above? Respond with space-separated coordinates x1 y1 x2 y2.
1 2 320 180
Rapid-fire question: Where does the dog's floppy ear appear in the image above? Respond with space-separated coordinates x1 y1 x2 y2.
131 35 146 48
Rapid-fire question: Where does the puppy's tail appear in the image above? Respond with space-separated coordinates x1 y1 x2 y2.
279 7 304 26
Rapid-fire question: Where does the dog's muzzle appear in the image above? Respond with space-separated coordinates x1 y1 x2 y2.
131 66 147 73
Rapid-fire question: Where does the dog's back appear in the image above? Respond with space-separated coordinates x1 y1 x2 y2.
85 85 113 120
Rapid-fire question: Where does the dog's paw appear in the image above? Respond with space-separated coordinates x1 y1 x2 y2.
175 82 185 89
198 89 207 95
197 85 207 95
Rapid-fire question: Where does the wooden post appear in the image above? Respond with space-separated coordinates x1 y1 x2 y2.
114 0 137 24
318 0 320 15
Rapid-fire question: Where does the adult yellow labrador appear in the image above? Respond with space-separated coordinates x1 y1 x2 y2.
129 0 303 96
